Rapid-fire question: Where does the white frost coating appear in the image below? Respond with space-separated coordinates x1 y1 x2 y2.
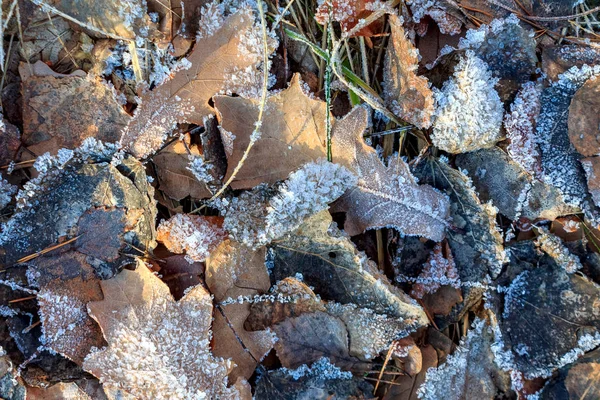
187 155 213 184
411 243 460 299
431 51 504 154
535 228 583 273
279 357 353 381
0 178 17 209
458 14 522 50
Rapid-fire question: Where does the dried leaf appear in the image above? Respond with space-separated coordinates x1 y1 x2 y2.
383 14 434 129
20 61 129 155
542 45 600 81
156 214 225 262
314 0 383 37
330 106 449 241
382 345 438 400
156 255 205 300
542 347 600 399
26 382 92 399
205 240 275 381
0 115 21 166
152 135 212 201
269 210 429 332
83 262 248 399
568 76 600 157
582 156 600 208
456 147 579 221
121 7 266 158
215 74 328 189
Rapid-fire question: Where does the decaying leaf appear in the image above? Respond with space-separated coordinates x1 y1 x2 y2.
0 115 21 166
314 0 383 37
383 14 434 129
121 6 274 158
0 144 156 275
418 318 511 400
581 157 600 208
26 382 92 400
382 345 438 400
157 214 225 263
456 147 579 221
205 239 275 381
568 76 600 157
0 346 26 400
152 134 212 201
269 210 429 337
331 106 449 241
254 357 373 400
411 242 459 299
83 262 248 399
541 347 600 399
542 45 600 81
215 74 328 189
20 61 129 155
405 0 462 35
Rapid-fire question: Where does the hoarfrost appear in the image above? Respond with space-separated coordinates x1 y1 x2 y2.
157 214 226 262
535 228 583 273
0 178 17 209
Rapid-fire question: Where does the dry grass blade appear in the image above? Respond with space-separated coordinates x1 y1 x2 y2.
16 235 80 263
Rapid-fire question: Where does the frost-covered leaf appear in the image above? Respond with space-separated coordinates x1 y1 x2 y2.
413 159 507 324
20 61 129 155
269 210 429 332
542 45 600 81
537 65 600 225
29 252 105 365
26 382 91 400
541 347 600 399
222 159 354 248
121 5 275 158
314 0 383 37
214 74 328 189
331 106 449 241
497 258 600 379
157 214 225 263
418 317 511 400
152 134 213 201
535 228 583 274
254 357 373 400
0 178 17 210
411 242 459 299
405 0 462 35
383 14 434 129
457 15 537 100
456 147 579 221
0 346 26 400
0 114 20 165
431 50 504 154
581 156 600 208
0 145 156 274
205 239 275 381
568 75 600 157
504 81 543 179
83 262 248 399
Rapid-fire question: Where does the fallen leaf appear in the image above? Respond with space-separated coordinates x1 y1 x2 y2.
331 106 449 241
157 214 225 262
0 348 26 399
83 262 248 399
269 210 429 334
156 254 205 300
314 0 383 37
121 6 272 158
214 74 328 189
205 240 275 381
568 76 600 157
582 157 600 208
542 347 600 399
26 382 91 400
405 0 463 35
20 61 129 155
456 147 579 221
542 45 600 81
152 135 212 201
0 115 21 165
383 345 438 400
383 14 434 129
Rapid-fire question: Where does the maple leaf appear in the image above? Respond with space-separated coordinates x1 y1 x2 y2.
205 239 275 381
383 14 434 129
214 74 329 189
83 262 248 399
121 6 273 158
330 106 450 241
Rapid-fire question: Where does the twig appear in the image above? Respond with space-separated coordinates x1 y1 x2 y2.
16 235 80 263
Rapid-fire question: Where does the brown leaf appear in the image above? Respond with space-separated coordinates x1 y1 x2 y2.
205 240 275 381
331 106 449 241
582 157 600 208
542 45 600 81
152 135 212 201
569 77 600 157
543 348 600 399
314 0 384 37
214 74 328 189
272 311 366 370
156 214 225 262
121 8 264 158
383 14 434 129
382 345 438 400
156 254 205 300
20 61 129 155
83 262 248 399
245 277 325 331
26 382 92 400
0 115 21 165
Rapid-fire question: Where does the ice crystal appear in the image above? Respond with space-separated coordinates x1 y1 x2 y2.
280 357 353 381
431 51 504 154
505 81 543 178
535 229 583 273
411 243 460 299
537 64 600 223
0 178 17 209
187 155 213 184
406 0 461 34
458 14 521 50
157 214 226 262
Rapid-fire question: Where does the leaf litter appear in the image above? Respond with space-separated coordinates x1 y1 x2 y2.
2 1 600 398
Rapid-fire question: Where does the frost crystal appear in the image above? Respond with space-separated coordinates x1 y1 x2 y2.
187 155 213 184
431 51 504 154
405 0 461 35
280 357 353 381
411 243 460 299
505 81 543 178
0 178 17 209
157 214 226 262
535 229 583 273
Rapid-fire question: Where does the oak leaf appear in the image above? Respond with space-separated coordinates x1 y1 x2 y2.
214 74 328 189
121 7 268 158
330 106 450 241
383 14 434 129
205 240 275 381
83 262 248 399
